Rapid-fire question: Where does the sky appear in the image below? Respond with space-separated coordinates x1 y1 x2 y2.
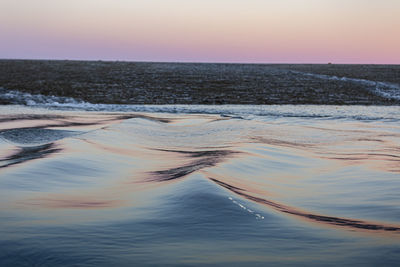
0 0 399 64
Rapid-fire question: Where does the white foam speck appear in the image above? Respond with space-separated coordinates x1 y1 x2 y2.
229 197 264 220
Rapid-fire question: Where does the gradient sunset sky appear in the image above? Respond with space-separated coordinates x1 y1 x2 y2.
1 0 399 64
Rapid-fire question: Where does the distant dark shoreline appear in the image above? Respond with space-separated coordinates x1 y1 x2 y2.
1 59 399 105
2 58 400 66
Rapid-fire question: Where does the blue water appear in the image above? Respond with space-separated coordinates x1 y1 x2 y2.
0 105 399 266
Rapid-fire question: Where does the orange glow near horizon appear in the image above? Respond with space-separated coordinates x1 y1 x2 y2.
0 0 399 63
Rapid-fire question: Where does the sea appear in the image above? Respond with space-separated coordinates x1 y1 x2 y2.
0 90 399 266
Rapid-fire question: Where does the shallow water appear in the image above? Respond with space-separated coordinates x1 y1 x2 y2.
0 105 399 266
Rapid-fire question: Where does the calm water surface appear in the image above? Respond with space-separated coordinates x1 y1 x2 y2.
0 105 399 266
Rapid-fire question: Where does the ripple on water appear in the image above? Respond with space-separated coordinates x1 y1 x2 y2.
0 105 399 266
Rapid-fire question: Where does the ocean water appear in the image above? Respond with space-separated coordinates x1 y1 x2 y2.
0 104 400 266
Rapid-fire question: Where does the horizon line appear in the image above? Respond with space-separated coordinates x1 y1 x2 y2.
0 57 399 66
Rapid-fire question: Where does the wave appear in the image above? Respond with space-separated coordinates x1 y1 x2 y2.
210 178 400 232
0 106 399 236
1 88 400 122
289 70 400 101
0 87 85 106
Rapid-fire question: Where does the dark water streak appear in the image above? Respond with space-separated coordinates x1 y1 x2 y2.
209 178 400 232
149 149 238 182
0 143 61 169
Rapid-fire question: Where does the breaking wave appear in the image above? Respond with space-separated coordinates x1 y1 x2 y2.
290 70 400 101
0 87 85 106
1 88 400 122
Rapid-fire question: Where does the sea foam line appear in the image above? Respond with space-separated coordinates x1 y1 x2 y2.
290 70 400 100
1 88 400 122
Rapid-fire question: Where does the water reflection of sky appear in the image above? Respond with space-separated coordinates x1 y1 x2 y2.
0 106 399 265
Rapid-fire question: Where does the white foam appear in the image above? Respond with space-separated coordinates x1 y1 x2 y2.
0 88 86 106
1 88 400 122
290 71 400 100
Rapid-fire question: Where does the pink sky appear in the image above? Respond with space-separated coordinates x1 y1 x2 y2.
1 0 399 64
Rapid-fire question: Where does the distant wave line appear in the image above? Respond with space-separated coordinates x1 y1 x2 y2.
289 70 400 100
